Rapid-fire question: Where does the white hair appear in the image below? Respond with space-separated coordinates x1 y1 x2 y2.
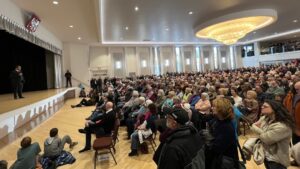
201 92 210 100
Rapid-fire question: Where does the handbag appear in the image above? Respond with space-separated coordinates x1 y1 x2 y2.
253 140 265 165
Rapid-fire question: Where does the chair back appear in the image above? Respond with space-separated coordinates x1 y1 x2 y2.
112 118 120 144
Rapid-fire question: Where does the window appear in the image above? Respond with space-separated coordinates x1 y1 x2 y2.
115 61 122 69
186 58 191 65
230 46 235 69
154 47 160 75
222 57 226 63
204 58 209 64
165 59 170 67
242 43 254 57
213 47 218 69
175 47 182 72
195 47 200 71
142 60 147 68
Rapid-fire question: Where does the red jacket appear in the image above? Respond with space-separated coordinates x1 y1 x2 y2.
283 92 300 136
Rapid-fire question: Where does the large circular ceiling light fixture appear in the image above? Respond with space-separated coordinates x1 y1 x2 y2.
195 9 277 45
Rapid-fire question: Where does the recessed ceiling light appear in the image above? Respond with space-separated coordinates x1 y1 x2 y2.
188 11 193 15
125 26 129 30
52 1 59 5
134 6 139 11
77 37 82 40
293 19 298 23
165 28 169 31
69 25 74 28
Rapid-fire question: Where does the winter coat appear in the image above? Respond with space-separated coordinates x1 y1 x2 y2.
153 125 204 169
251 116 292 167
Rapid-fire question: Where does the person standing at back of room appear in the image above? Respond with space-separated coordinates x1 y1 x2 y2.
9 65 24 99
65 70 72 87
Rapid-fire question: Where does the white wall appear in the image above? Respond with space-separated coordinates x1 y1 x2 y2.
0 0 62 49
182 47 195 72
125 47 139 76
235 46 244 68
136 47 151 75
242 55 259 67
160 46 176 73
90 46 109 70
219 46 230 70
202 46 214 71
258 51 300 62
63 43 90 88
89 46 153 77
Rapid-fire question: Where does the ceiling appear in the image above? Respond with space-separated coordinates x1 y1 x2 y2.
11 0 300 45
12 0 99 44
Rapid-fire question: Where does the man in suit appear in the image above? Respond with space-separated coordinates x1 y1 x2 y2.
10 65 24 99
78 101 116 153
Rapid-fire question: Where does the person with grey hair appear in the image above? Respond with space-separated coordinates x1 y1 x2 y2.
123 90 139 108
195 93 211 115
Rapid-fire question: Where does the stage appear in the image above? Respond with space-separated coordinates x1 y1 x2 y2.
0 88 76 144
0 88 76 114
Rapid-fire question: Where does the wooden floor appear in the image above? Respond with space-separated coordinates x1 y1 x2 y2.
0 88 70 114
0 98 298 169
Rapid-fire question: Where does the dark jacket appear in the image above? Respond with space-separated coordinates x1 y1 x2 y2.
153 125 204 169
10 70 21 86
92 109 116 134
206 118 238 169
65 72 72 79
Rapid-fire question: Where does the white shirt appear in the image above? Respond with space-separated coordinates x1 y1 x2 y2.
106 108 113 114
232 96 243 107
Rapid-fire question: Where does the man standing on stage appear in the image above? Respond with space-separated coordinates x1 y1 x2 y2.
10 65 24 99
65 70 72 87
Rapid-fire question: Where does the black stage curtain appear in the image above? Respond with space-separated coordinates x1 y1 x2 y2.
0 30 48 94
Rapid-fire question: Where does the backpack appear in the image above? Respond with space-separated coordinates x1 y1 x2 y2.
56 151 76 167
184 145 205 169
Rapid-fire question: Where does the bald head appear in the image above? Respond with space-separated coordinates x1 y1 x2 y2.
105 101 113 110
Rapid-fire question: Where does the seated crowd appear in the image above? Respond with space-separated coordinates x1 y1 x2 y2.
2 62 300 169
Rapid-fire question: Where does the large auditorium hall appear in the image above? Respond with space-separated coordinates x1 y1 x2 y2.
0 0 300 169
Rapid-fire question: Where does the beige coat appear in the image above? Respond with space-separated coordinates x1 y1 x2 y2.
291 142 300 165
251 116 292 167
